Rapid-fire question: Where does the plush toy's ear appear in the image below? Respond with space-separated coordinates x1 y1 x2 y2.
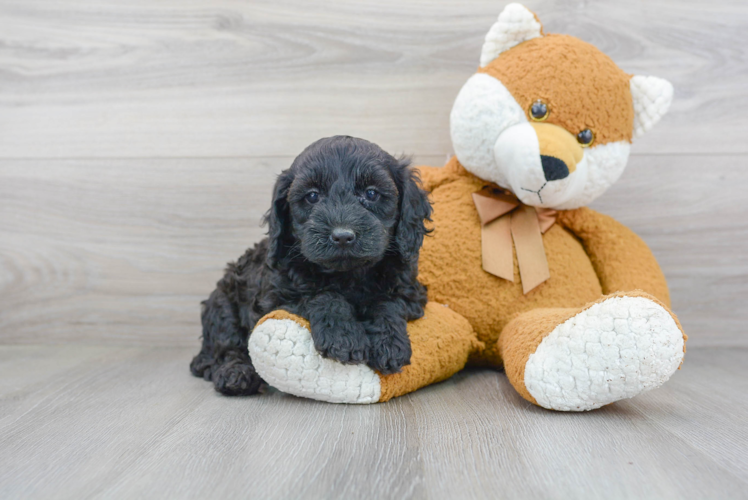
630 75 674 139
480 3 543 67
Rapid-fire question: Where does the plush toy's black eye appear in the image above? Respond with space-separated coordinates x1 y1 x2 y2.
577 129 594 147
364 188 380 202
305 191 320 204
529 100 549 121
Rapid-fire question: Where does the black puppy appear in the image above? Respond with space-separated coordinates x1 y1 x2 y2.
190 136 432 396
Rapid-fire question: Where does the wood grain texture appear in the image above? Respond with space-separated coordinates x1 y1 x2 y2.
0 0 746 158
1 3 746 498
0 1 746 346
0 345 746 499
1 154 745 346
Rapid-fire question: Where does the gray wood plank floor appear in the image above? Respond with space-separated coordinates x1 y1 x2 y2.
1 0 747 498
0 346 746 499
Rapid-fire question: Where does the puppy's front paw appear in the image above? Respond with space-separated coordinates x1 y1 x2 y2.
249 312 382 404
212 358 265 396
312 320 368 365
366 330 412 375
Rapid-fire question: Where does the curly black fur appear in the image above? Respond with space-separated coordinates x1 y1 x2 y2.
190 136 432 395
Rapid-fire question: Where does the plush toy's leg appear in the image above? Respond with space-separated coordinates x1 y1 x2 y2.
248 303 478 404
499 291 686 411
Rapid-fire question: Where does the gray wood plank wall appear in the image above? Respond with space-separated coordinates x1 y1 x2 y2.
1 0 746 347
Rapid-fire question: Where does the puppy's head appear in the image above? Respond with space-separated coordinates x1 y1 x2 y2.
265 136 431 273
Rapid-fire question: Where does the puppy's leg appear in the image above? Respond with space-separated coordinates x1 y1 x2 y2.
363 300 413 374
302 292 367 364
190 288 264 396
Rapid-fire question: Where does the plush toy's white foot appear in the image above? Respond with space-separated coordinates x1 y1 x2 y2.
248 314 381 404
523 296 685 411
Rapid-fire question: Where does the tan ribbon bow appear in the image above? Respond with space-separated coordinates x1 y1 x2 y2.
472 186 557 294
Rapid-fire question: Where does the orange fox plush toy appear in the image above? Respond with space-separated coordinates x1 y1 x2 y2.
248 3 686 411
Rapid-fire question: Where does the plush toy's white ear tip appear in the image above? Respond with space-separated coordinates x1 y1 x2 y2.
480 3 543 67
630 75 673 139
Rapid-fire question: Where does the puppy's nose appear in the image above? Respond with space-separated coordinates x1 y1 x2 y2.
330 228 356 247
540 155 570 181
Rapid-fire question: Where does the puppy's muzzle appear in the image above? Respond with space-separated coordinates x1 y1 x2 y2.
330 228 356 247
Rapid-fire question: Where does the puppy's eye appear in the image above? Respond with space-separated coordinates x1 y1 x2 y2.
364 188 380 202
576 129 594 147
529 100 549 121
305 191 320 204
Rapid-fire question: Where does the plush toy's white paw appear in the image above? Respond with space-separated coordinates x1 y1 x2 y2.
248 318 381 404
524 296 685 411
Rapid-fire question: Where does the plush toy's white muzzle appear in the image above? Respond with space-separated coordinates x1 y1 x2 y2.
451 73 633 210
493 122 591 207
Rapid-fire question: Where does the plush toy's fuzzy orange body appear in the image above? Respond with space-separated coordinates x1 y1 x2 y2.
248 3 687 411
417 159 672 365
414 159 681 407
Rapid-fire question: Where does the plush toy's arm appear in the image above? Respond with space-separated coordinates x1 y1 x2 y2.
249 303 478 404
557 207 671 307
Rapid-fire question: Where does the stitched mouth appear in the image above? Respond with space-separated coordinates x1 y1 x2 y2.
521 182 547 204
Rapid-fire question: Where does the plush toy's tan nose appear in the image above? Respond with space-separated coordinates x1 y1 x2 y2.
531 122 584 180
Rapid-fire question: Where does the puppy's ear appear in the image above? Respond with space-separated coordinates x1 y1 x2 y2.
263 169 295 268
391 158 432 263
